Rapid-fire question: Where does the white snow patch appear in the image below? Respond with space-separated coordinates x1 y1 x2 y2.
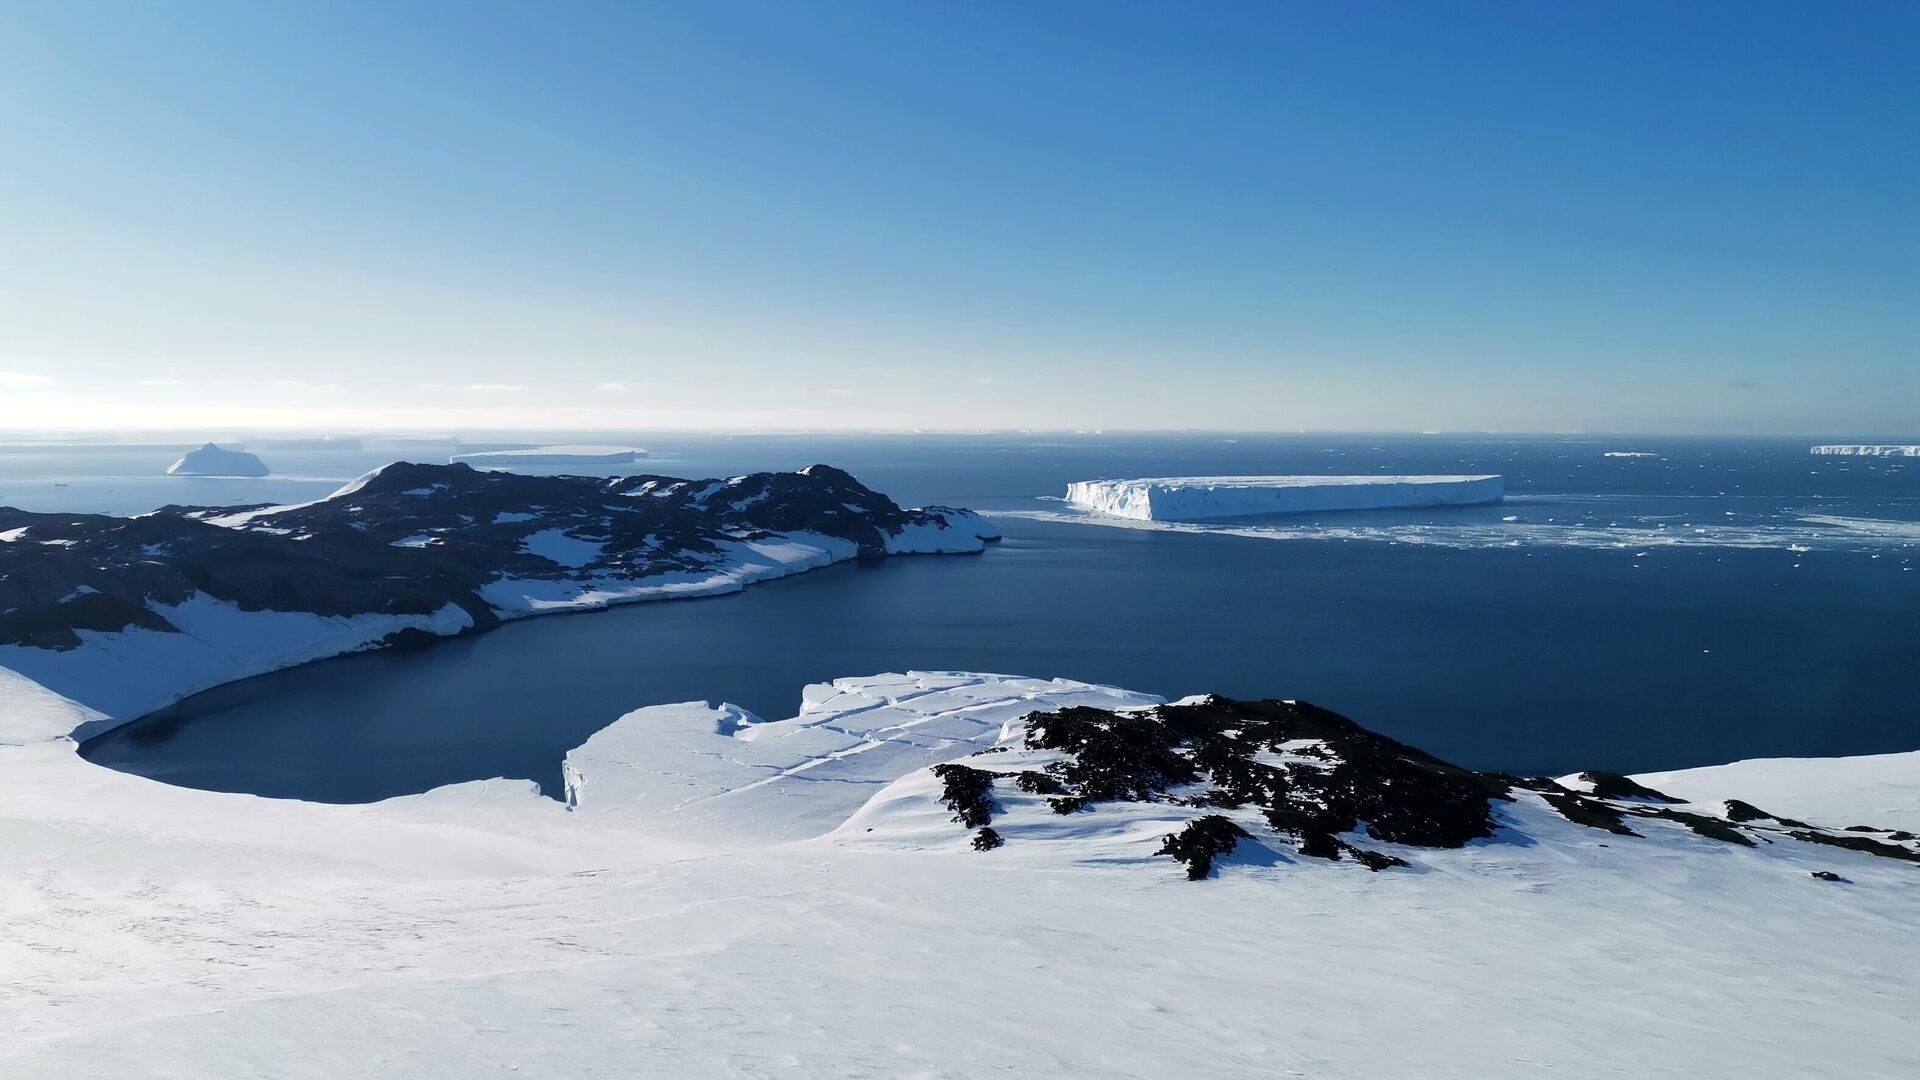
884 508 1002 552
518 529 603 569
563 672 1159 844
0 596 473 743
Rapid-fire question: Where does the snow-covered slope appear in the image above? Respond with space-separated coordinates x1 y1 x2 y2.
2 671 1918 1077
1065 474 1504 521
450 444 647 466
164 442 270 477
562 673 1161 843
1810 444 1920 456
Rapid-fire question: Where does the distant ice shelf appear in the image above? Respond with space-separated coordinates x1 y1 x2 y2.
450 445 648 466
1064 474 1504 521
1810 445 1920 457
165 442 270 477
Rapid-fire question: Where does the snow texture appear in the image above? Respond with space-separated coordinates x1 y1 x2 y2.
0 671 1917 1078
1065 474 1504 521
164 443 270 477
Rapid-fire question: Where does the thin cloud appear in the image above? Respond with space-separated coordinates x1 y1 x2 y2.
0 372 54 388
463 383 527 393
271 379 346 393
822 387 854 397
135 378 183 387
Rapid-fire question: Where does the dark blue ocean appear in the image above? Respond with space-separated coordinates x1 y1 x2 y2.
12 432 1914 802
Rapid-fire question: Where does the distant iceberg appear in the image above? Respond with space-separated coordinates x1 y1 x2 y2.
1602 451 1659 459
450 445 648 466
1811 445 1920 457
1064 474 1504 521
165 443 270 477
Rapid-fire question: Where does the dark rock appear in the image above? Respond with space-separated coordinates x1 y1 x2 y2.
1156 816 1252 880
1023 696 1506 863
924 696 1916 881
1012 770 1065 795
930 763 998 829
0 463 992 651
1788 830 1920 864
1810 871 1847 882
1723 799 1810 828
1640 808 1754 846
1540 793 1641 836
1577 771 1683 803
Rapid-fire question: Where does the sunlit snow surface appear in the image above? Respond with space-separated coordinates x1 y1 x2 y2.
3 670 1918 1078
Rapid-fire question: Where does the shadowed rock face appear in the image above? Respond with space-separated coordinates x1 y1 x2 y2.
0 462 995 649
937 695 1920 878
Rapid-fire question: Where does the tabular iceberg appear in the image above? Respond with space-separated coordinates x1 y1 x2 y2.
451 445 647 466
165 442 270 477
1065 474 1504 521
1811 445 1920 457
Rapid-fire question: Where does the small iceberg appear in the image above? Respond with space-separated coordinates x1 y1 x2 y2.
166 443 270 477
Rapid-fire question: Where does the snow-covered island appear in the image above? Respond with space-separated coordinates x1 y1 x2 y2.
1 668 1916 1077
164 442 270 477
1065 474 1504 521
451 444 648 466
1811 444 1920 457
1602 451 1659 458
0 462 996 740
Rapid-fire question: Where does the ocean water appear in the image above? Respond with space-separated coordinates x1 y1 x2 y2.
9 433 1917 801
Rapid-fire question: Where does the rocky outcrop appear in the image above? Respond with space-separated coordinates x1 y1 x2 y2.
0 462 999 651
909 694 1920 878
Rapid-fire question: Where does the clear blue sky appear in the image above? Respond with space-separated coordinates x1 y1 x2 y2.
0 1 1913 433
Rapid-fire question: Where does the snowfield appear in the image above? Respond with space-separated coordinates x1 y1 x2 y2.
1064 474 1504 521
2 670 1917 1078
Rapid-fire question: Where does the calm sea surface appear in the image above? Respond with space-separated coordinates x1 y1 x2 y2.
8 433 1914 801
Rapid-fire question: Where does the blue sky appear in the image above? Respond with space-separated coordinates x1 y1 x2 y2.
0 1 1913 432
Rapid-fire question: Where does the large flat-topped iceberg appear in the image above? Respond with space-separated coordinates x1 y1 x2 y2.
451 444 647 466
1065 474 1504 521
165 442 270 477
1811 445 1920 457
